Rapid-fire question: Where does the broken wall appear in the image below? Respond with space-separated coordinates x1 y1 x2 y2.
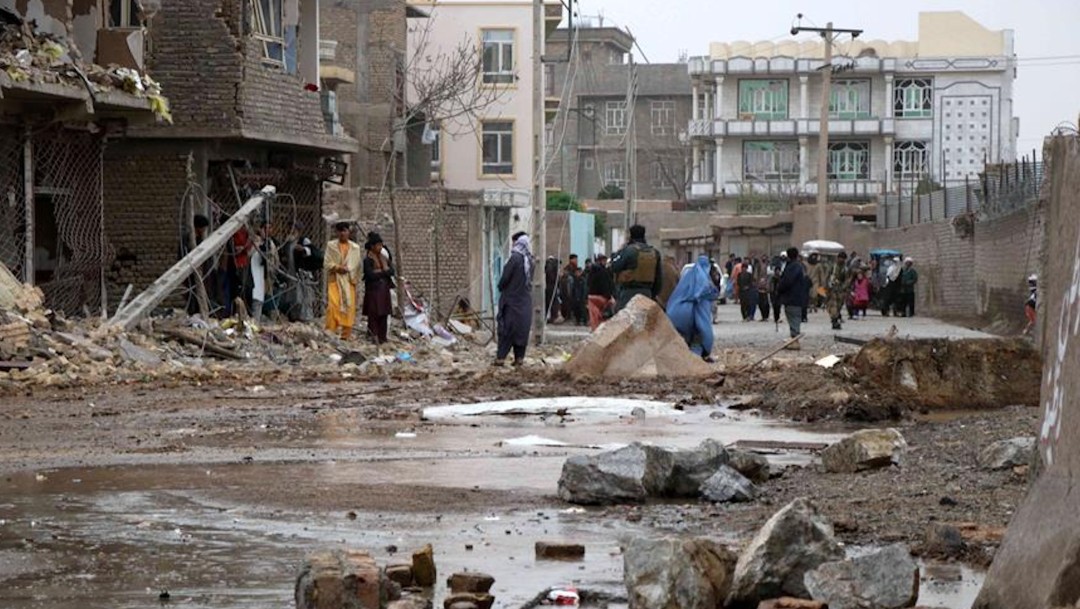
975 135 1080 609
136 0 325 141
356 188 482 318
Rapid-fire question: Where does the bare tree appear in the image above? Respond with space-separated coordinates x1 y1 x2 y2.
370 10 512 311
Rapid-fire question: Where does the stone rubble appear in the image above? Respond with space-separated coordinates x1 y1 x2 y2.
803 544 920 609
821 428 908 474
623 536 737 609
977 436 1035 470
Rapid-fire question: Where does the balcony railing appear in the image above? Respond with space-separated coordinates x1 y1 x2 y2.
689 182 716 199
688 117 896 138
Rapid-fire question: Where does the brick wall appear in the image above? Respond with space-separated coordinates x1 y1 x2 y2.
102 149 191 306
137 0 325 140
356 188 477 316
873 203 1045 323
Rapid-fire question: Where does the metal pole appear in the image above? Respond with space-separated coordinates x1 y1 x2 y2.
530 0 547 345
816 23 832 239
22 127 34 285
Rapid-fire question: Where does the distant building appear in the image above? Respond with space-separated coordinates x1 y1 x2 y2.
686 11 1018 205
408 0 562 204
546 25 693 202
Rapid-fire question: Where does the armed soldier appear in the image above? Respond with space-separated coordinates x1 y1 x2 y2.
610 224 663 313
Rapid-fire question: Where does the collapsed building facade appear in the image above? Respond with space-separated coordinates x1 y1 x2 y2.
1 0 355 315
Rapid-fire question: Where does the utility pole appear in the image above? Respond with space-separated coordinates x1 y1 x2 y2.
531 0 547 344
791 17 862 240
624 54 638 232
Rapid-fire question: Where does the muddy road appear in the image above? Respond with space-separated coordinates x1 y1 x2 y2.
0 308 1039 608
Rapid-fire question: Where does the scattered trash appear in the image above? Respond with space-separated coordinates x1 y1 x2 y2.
547 588 580 606
395 432 418 439
500 435 569 448
814 355 842 369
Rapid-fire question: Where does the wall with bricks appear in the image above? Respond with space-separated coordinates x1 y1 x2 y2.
872 203 1044 324
355 188 482 317
102 147 191 308
136 0 325 140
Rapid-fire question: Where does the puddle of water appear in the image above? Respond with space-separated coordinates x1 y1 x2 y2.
918 561 985 607
421 397 680 421
0 398 859 609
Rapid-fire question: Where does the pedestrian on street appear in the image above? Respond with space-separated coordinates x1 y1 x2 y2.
1024 274 1038 335
826 251 851 330
362 232 395 344
324 222 362 340
899 258 919 317
777 247 809 350
666 255 720 362
610 225 662 312
756 256 772 322
737 259 758 321
851 268 871 319
586 254 615 330
495 234 534 366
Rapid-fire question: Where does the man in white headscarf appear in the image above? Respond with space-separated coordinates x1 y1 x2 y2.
495 232 534 366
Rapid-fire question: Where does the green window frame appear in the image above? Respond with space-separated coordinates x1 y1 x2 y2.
894 78 933 118
827 141 870 180
830 79 871 119
743 141 800 181
738 79 789 120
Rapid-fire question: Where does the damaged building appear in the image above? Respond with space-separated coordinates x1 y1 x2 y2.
1 0 355 315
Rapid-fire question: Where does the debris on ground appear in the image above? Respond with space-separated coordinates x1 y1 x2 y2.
699 465 757 503
623 536 736 609
977 436 1036 470
564 295 713 380
727 498 844 607
534 542 585 560
803 544 920 609
294 550 393 609
820 428 908 474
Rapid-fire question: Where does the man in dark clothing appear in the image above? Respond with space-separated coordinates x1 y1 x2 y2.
899 258 919 317
610 225 663 312
777 247 809 350
559 254 587 325
496 235 534 366
544 256 560 322
737 259 757 321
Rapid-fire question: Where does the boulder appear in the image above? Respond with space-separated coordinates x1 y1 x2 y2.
447 572 494 593
565 295 713 380
558 442 676 505
667 439 730 497
804 544 920 609
386 564 414 587
700 465 757 503
411 544 437 587
977 437 1035 471
728 449 771 483
535 542 585 560
821 429 907 473
295 550 389 609
623 536 737 609
727 498 845 608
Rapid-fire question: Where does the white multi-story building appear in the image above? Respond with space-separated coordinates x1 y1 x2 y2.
408 0 561 199
686 11 1018 203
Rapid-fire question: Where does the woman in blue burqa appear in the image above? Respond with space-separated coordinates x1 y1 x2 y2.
666 255 720 362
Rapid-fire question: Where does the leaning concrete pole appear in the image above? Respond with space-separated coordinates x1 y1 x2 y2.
107 186 276 331
975 136 1080 608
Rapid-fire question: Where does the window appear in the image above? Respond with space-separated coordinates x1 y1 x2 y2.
651 162 666 188
605 101 627 136
827 142 870 180
482 29 515 85
481 121 514 175
830 79 871 119
109 0 139 27
252 0 285 66
651 100 675 136
584 156 595 171
738 79 789 120
544 63 555 97
545 123 555 149
893 141 929 180
603 160 627 188
743 141 800 181
429 126 441 174
894 78 932 118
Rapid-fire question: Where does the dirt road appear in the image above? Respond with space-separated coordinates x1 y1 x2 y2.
0 306 1038 608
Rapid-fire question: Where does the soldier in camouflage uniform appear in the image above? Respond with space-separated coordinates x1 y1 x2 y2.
826 251 852 330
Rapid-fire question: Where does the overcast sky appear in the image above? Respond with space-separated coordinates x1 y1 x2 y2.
573 0 1080 155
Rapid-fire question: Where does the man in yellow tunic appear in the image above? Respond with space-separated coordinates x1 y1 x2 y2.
324 222 362 339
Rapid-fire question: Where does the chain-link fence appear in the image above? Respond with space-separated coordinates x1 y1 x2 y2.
0 126 26 282
878 159 1045 229
0 126 107 315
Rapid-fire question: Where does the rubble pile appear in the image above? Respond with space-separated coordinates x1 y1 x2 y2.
0 265 505 392
0 15 171 121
